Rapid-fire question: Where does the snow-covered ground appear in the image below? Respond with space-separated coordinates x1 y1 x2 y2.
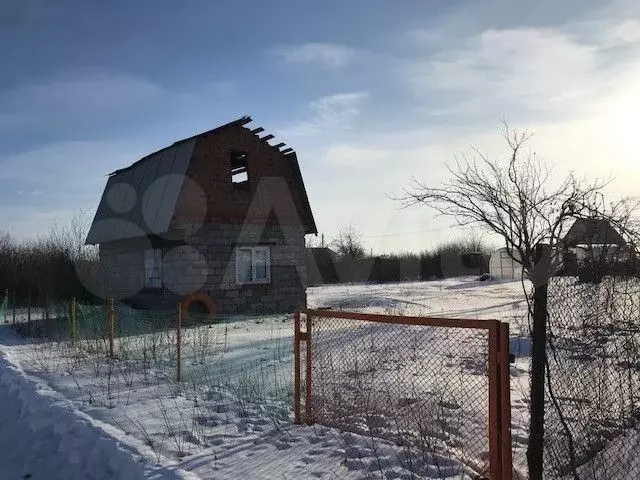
0 345 192 480
308 278 532 477
0 277 531 479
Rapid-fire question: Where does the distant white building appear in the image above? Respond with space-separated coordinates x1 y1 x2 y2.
489 248 523 280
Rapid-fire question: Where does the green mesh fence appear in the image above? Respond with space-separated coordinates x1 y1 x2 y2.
9 297 289 341
72 301 179 341
0 294 6 324
9 301 71 340
75 302 108 340
113 302 176 338
8 298 292 394
10 299 223 342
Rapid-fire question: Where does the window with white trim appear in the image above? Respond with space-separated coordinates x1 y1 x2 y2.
144 249 163 288
236 246 270 284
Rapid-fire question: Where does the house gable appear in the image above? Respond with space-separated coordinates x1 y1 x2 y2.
85 116 317 245
562 218 626 248
171 124 316 234
85 140 195 244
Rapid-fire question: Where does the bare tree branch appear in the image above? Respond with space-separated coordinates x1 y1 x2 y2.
394 129 636 283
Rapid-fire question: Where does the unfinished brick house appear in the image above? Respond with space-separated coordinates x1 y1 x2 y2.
85 116 317 315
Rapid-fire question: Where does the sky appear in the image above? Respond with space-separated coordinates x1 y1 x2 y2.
1 0 640 254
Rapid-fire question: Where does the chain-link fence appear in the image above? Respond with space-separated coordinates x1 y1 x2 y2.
4 295 296 461
545 275 640 479
9 300 73 340
295 310 512 480
5 299 176 342
7 297 292 392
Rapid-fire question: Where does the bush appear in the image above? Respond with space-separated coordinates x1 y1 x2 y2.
321 238 493 284
0 212 99 306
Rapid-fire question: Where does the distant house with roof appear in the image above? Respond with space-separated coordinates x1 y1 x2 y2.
562 218 626 250
560 218 633 277
85 116 317 315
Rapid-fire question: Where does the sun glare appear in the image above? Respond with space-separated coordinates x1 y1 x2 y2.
605 78 640 170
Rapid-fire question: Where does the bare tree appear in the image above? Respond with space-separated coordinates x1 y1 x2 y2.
332 224 366 260
397 125 640 479
0 209 100 307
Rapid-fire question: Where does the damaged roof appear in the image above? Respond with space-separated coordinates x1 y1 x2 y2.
85 116 316 244
562 218 626 247
85 139 196 245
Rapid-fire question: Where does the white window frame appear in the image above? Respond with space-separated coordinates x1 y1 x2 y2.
236 246 271 285
144 248 163 289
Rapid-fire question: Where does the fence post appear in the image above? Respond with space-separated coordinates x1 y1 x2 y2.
3 289 7 324
12 289 16 325
26 292 31 336
528 244 550 480
294 311 301 425
176 301 182 382
305 312 313 425
488 321 501 480
108 298 115 358
500 322 513 480
70 297 76 345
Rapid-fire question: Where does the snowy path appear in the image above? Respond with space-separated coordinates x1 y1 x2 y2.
0 350 193 480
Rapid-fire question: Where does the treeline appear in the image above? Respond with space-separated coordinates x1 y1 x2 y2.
0 213 99 306
307 234 493 285
1 217 494 307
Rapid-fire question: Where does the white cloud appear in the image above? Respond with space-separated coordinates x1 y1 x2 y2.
276 43 356 68
0 139 145 184
283 92 369 137
0 139 150 239
310 92 368 126
325 145 389 168
0 68 165 130
568 0 640 46
601 19 640 45
411 28 598 113
0 205 82 240
404 0 640 124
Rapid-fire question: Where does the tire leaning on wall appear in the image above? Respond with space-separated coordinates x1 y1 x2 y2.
180 292 216 323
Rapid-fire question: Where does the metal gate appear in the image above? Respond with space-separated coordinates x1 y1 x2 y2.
294 309 513 480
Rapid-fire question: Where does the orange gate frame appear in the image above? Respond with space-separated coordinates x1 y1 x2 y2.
294 309 513 480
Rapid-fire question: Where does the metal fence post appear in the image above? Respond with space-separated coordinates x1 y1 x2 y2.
12 289 16 324
500 322 513 480
305 312 313 425
293 311 301 425
70 297 76 345
3 289 7 324
26 292 31 336
108 298 115 358
488 321 502 480
176 301 182 382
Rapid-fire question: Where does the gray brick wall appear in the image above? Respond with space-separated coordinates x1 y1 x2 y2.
99 238 147 298
99 224 307 315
